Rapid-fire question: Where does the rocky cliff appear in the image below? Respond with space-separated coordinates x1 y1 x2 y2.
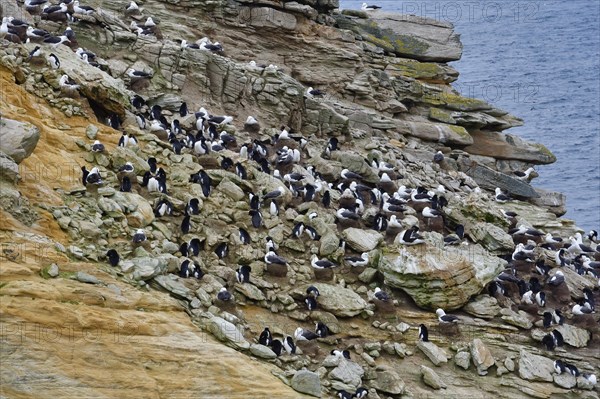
1 0 598 398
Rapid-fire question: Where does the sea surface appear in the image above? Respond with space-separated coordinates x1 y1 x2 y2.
340 0 600 232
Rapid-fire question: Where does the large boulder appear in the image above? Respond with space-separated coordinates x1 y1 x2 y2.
0 118 40 163
464 131 556 165
380 237 505 310
291 369 322 397
342 228 383 252
329 359 364 388
298 283 367 317
518 349 554 382
0 151 19 182
458 157 541 198
206 316 250 350
336 12 462 62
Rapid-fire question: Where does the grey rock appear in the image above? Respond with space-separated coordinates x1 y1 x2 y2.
417 341 448 366
577 375 597 390
47 263 59 277
518 349 554 382
554 324 590 348
500 308 533 329
110 146 150 176
530 188 567 217
334 12 462 62
85 124 99 140
319 232 340 256
332 151 379 184
370 368 405 395
468 222 515 254
153 275 193 300
421 365 446 389
342 228 383 252
217 178 245 201
305 283 367 317
458 157 541 198
463 295 501 319
234 283 266 301
469 339 495 375
0 118 40 163
206 316 250 350
129 256 172 280
249 343 277 359
553 373 577 389
358 267 377 283
0 152 19 182
464 131 556 165
75 271 101 284
380 239 505 310
291 369 322 397
329 359 364 387
454 351 470 370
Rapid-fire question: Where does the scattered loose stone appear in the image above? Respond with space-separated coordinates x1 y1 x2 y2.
417 341 448 366
291 369 322 397
421 365 446 389
47 263 59 277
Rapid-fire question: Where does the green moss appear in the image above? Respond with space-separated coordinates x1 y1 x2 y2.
424 92 490 112
40 266 52 279
532 143 557 164
429 108 456 124
0 282 8 290
391 60 444 80
447 125 472 140
394 35 429 56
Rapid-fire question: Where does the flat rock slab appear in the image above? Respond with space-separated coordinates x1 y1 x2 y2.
458 157 540 198
304 283 367 317
335 12 462 62
417 341 448 366
518 349 554 382
206 316 250 350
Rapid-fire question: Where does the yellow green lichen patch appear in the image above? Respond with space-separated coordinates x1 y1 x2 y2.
429 107 456 124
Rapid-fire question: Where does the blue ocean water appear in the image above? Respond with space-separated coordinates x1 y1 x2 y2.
340 0 600 232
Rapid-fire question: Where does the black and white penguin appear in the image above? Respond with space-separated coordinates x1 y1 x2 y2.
331 349 351 360
283 336 296 354
217 287 232 301
249 210 263 228
91 140 105 152
258 327 272 346
236 265 251 283
214 242 228 259
119 176 132 192
85 167 102 185
306 285 320 298
315 322 329 338
238 227 251 244
181 215 191 234
154 199 173 217
354 387 368 399
305 296 317 311
132 228 146 243
271 339 283 356
418 324 429 342
188 238 203 257
106 249 119 266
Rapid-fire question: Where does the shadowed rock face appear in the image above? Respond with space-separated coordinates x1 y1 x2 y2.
1 1 597 398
